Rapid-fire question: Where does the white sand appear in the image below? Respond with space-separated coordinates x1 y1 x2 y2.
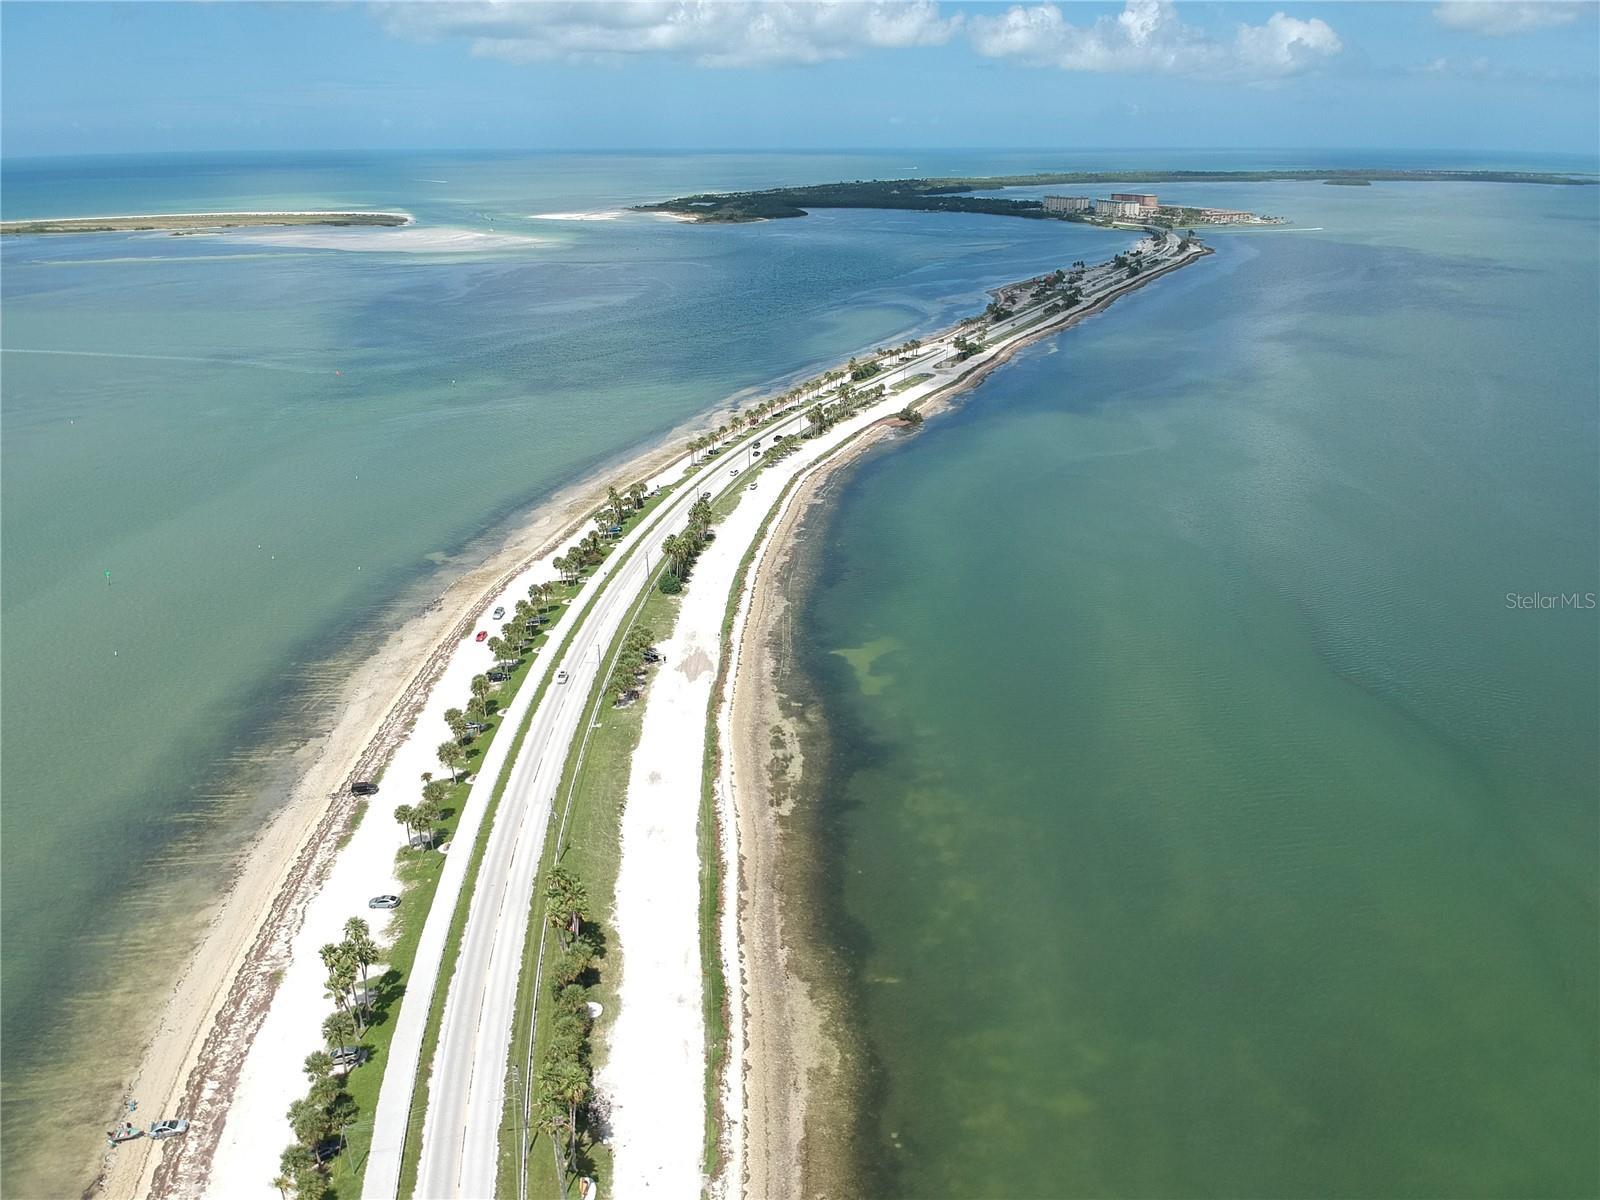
528 211 621 221
206 451 705 1197
206 560 557 1195
215 226 546 253
603 241 1213 1200
120 236 1204 1200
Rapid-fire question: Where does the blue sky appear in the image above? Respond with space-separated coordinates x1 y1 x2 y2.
2 2 1596 158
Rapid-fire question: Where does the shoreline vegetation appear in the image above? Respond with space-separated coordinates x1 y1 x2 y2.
0 210 411 235
95 228 1204 1200
708 244 1214 1200
636 168 1596 223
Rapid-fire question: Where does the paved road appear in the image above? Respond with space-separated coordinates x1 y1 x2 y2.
369 233 1196 1199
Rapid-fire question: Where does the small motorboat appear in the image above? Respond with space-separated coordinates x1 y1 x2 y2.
107 1122 143 1147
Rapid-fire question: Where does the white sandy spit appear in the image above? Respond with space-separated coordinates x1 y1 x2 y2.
527 210 621 221
213 226 546 253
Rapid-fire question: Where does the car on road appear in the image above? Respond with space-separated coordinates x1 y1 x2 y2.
148 1120 189 1141
730 468 740 478
556 669 570 685
351 781 379 796
369 894 401 909
475 630 488 643
492 606 505 620
700 491 711 501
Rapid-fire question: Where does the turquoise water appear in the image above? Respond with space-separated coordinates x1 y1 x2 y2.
1 149 1145 1192
795 181 1599 1196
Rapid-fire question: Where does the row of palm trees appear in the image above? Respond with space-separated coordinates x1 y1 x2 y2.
533 867 597 1194
270 916 381 1197
658 494 715 593
605 623 659 706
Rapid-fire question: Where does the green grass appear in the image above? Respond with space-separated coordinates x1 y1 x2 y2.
259 489 674 1200
496 573 684 1200
320 598 569 1199
388 490 679 1198
891 372 933 394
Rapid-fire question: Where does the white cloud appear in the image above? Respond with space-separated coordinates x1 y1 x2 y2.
967 0 1341 81
1432 2 1582 37
376 1 960 68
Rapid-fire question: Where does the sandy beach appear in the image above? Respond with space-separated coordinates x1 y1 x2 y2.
93 237 1206 1200
0 211 413 234
714 243 1215 1199
92 417 732 1200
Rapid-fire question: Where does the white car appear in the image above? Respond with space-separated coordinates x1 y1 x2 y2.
747 482 757 491
555 669 569 685
730 468 740 478
148 1119 189 1141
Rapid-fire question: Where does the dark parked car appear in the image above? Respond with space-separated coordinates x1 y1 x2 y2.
351 781 379 796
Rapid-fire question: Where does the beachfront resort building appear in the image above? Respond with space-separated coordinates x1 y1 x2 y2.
1110 192 1159 211
1043 194 1093 213
1094 197 1144 219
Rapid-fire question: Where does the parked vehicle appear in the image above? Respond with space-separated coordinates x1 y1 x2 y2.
747 483 757 491
330 1046 367 1069
492 606 505 620
475 630 488 643
148 1119 189 1141
351 781 379 796
368 894 401 910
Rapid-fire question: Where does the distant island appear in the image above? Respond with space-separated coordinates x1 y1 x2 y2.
0 210 411 235
639 168 1595 224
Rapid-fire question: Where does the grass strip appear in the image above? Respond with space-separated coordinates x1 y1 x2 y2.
383 492 673 1198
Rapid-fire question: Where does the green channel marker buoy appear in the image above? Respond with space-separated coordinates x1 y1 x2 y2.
105 570 112 585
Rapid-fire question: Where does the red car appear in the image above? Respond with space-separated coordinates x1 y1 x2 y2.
475 630 488 643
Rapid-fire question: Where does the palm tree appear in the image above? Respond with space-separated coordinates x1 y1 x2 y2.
271 1172 291 1199
321 1009 357 1058
470 674 493 704
394 803 415 848
444 707 468 743
437 740 464 783
465 694 488 728
628 482 646 510
343 918 378 1015
321 944 363 1034
303 1050 333 1082
278 1145 315 1183
544 867 590 949
607 486 626 526
537 1057 592 1182
533 1094 571 1195
414 793 443 849
286 1097 327 1150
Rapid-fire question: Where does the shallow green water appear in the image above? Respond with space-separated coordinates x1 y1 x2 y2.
795 181 1599 1197
0 149 1132 1192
